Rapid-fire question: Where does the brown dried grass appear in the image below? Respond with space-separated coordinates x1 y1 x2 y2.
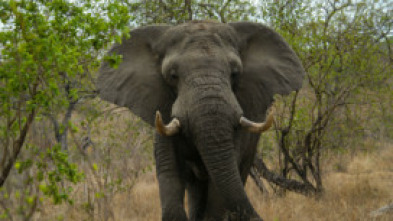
32 145 393 221
92 143 392 221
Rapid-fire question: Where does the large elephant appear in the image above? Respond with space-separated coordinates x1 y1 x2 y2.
97 21 304 221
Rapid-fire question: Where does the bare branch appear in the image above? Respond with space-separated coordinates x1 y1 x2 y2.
253 156 317 196
250 167 269 195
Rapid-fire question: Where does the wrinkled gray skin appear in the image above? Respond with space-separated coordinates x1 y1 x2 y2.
97 21 304 221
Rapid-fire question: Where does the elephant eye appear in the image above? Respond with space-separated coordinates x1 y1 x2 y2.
164 68 179 87
169 69 178 80
230 66 241 90
231 67 240 80
229 57 242 80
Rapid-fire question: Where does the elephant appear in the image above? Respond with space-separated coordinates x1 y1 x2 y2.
97 21 304 221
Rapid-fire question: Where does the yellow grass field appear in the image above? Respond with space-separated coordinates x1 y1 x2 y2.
39 142 392 221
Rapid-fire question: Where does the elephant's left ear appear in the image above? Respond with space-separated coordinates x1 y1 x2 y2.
229 22 305 121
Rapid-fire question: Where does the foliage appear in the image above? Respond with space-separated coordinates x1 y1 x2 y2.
254 0 392 196
127 0 256 24
66 101 153 220
0 0 131 219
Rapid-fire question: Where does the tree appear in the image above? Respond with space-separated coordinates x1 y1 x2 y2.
252 0 393 196
127 0 256 24
0 0 131 219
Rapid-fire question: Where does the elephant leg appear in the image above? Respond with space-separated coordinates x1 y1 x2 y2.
154 133 188 221
186 180 208 221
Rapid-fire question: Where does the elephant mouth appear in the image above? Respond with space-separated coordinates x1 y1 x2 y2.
155 110 274 136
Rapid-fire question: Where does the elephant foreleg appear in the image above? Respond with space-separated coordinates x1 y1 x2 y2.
154 133 188 221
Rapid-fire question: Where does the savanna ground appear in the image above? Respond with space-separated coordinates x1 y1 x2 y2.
119 145 393 221
22 108 392 221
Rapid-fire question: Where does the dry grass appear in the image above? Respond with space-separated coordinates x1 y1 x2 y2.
26 143 393 221
66 143 391 221
110 174 161 221
251 144 393 221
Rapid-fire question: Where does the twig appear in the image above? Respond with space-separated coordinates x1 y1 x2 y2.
250 167 269 195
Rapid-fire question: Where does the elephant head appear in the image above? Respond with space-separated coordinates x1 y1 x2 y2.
97 21 304 220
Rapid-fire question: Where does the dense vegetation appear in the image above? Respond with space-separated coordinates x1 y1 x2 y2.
0 0 392 220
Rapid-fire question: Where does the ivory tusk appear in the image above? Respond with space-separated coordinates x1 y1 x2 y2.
239 111 274 133
155 111 181 136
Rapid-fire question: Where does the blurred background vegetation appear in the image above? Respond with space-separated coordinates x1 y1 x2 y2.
0 0 392 220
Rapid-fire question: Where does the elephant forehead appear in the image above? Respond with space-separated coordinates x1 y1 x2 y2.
181 36 224 56
156 22 239 51
162 48 235 72
162 45 240 73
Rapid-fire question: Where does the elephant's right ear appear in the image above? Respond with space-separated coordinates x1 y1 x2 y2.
230 22 305 121
97 26 174 126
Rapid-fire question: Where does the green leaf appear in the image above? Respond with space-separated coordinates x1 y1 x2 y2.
92 163 98 171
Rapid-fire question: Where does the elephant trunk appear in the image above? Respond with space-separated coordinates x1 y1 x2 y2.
188 101 258 219
171 70 261 218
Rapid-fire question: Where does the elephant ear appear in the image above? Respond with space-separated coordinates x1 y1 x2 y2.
230 22 305 121
97 25 175 126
